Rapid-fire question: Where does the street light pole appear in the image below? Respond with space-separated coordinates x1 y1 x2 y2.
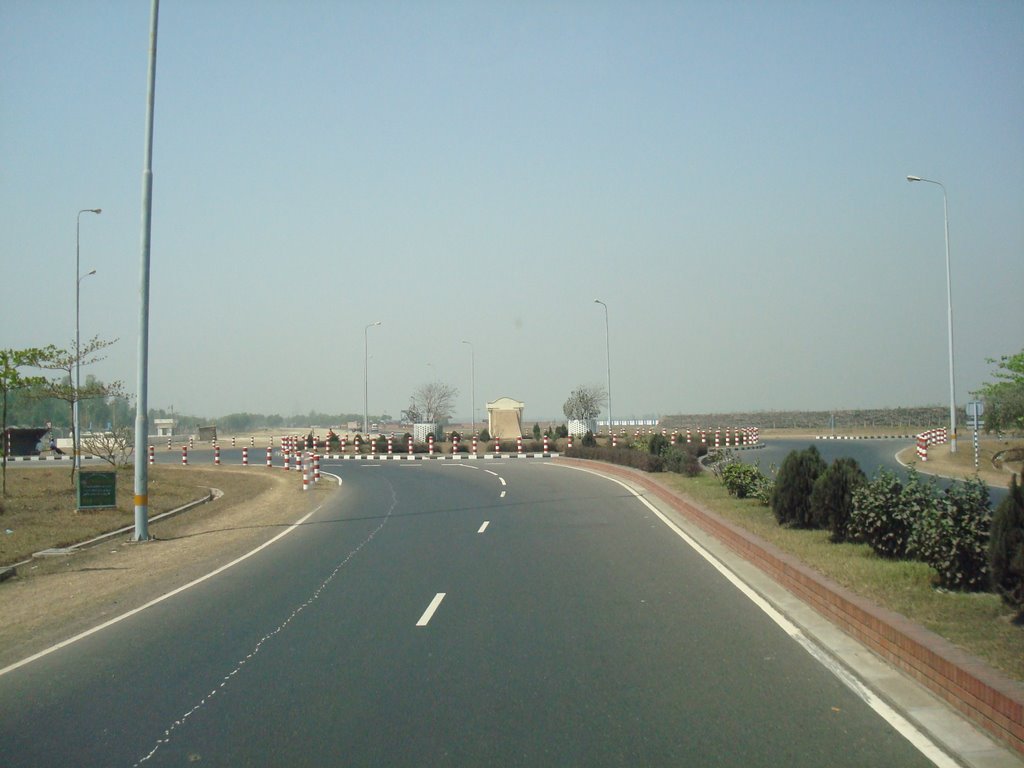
75 208 101 471
594 299 612 438
907 175 957 453
364 321 381 434
462 340 475 435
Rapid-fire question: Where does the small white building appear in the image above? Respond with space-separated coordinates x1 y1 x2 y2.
487 397 524 439
154 418 175 437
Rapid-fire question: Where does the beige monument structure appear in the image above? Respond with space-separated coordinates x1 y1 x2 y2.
487 397 524 439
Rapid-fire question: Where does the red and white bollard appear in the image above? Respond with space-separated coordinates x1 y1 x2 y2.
341 435 347 454
543 435 549 454
472 435 478 455
686 429 692 444
612 434 618 448
251 436 255 447
302 461 309 491
148 445 155 465
214 445 221 465
354 435 361 454
387 436 393 456
715 430 721 449
494 437 501 456
567 434 573 450
408 435 414 455
189 436 194 449
181 446 188 465
452 434 459 455
231 436 236 448
314 453 321 482
284 450 291 471
167 437 172 450
428 434 434 456
266 446 272 467
517 436 523 455
242 446 249 466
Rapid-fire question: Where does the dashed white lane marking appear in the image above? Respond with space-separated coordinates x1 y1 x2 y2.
550 463 959 768
499 477 506 486
416 593 446 626
478 521 490 533
484 470 498 476
500 491 506 499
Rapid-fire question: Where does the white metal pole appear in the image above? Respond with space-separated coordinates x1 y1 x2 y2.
75 209 101 473
595 299 612 437
907 175 957 452
133 0 160 541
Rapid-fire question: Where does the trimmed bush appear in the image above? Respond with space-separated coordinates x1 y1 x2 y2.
809 457 866 541
663 446 703 477
990 474 1024 609
909 475 991 591
722 462 768 500
849 469 930 559
771 446 827 527
479 428 491 442
582 431 597 447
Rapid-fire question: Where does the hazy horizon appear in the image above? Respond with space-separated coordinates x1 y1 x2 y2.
3 2 1021 425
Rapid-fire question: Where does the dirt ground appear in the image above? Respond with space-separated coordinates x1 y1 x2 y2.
0 467 339 671
895 437 1024 489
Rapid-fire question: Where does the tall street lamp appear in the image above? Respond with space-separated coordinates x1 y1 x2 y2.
907 175 957 453
364 321 381 434
594 299 612 437
75 207 102 470
462 340 475 435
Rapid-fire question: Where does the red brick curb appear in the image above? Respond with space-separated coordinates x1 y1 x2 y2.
554 457 1024 756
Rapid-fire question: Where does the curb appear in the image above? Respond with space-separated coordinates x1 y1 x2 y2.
554 457 1024 757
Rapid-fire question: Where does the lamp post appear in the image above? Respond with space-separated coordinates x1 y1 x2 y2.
364 321 381 434
462 340 475 435
907 175 957 453
75 208 102 470
594 299 612 438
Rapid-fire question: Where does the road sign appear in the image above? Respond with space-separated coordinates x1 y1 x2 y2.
966 400 984 418
77 471 117 510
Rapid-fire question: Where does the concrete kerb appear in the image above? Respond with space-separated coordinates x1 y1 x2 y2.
553 456 1024 763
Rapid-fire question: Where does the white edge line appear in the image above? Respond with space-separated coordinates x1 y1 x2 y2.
0 501 328 678
548 463 959 768
416 592 446 626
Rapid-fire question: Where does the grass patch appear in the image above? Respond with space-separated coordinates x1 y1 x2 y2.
658 472 1024 682
0 465 269 566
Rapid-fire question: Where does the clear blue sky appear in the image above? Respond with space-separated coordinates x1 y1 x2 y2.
3 1 1022 423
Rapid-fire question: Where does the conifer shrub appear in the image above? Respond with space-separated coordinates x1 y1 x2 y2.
990 474 1024 610
582 431 597 447
479 428 491 442
770 446 827 527
809 457 866 541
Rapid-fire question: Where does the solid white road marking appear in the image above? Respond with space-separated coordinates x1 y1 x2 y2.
478 521 490 533
549 463 959 768
484 470 498 476
416 593 446 626
499 477 506 486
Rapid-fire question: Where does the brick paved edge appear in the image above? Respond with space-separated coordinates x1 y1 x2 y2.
554 457 1024 756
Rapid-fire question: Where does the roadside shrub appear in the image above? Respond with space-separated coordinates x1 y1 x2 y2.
722 462 767 500
990 474 1024 609
663 446 702 477
479 428 491 442
647 434 670 456
563 445 664 472
809 457 866 541
555 424 569 439
771 446 827 527
910 476 991 591
582 431 597 448
849 469 928 559
532 423 541 440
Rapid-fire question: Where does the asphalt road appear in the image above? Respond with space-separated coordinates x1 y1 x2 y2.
0 458 943 766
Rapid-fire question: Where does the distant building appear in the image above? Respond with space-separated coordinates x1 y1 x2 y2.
487 397 524 439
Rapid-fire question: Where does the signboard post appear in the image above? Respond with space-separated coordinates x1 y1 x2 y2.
966 400 984 470
77 471 117 510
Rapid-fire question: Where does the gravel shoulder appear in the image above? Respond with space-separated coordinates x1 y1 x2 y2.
0 468 339 671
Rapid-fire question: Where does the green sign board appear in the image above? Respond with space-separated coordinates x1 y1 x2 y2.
77 471 117 510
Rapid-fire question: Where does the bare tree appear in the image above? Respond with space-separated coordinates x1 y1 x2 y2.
562 384 607 421
33 336 125 481
82 426 134 469
408 381 459 425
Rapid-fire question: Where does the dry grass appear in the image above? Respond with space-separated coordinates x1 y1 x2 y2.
658 472 1024 682
0 465 272 567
